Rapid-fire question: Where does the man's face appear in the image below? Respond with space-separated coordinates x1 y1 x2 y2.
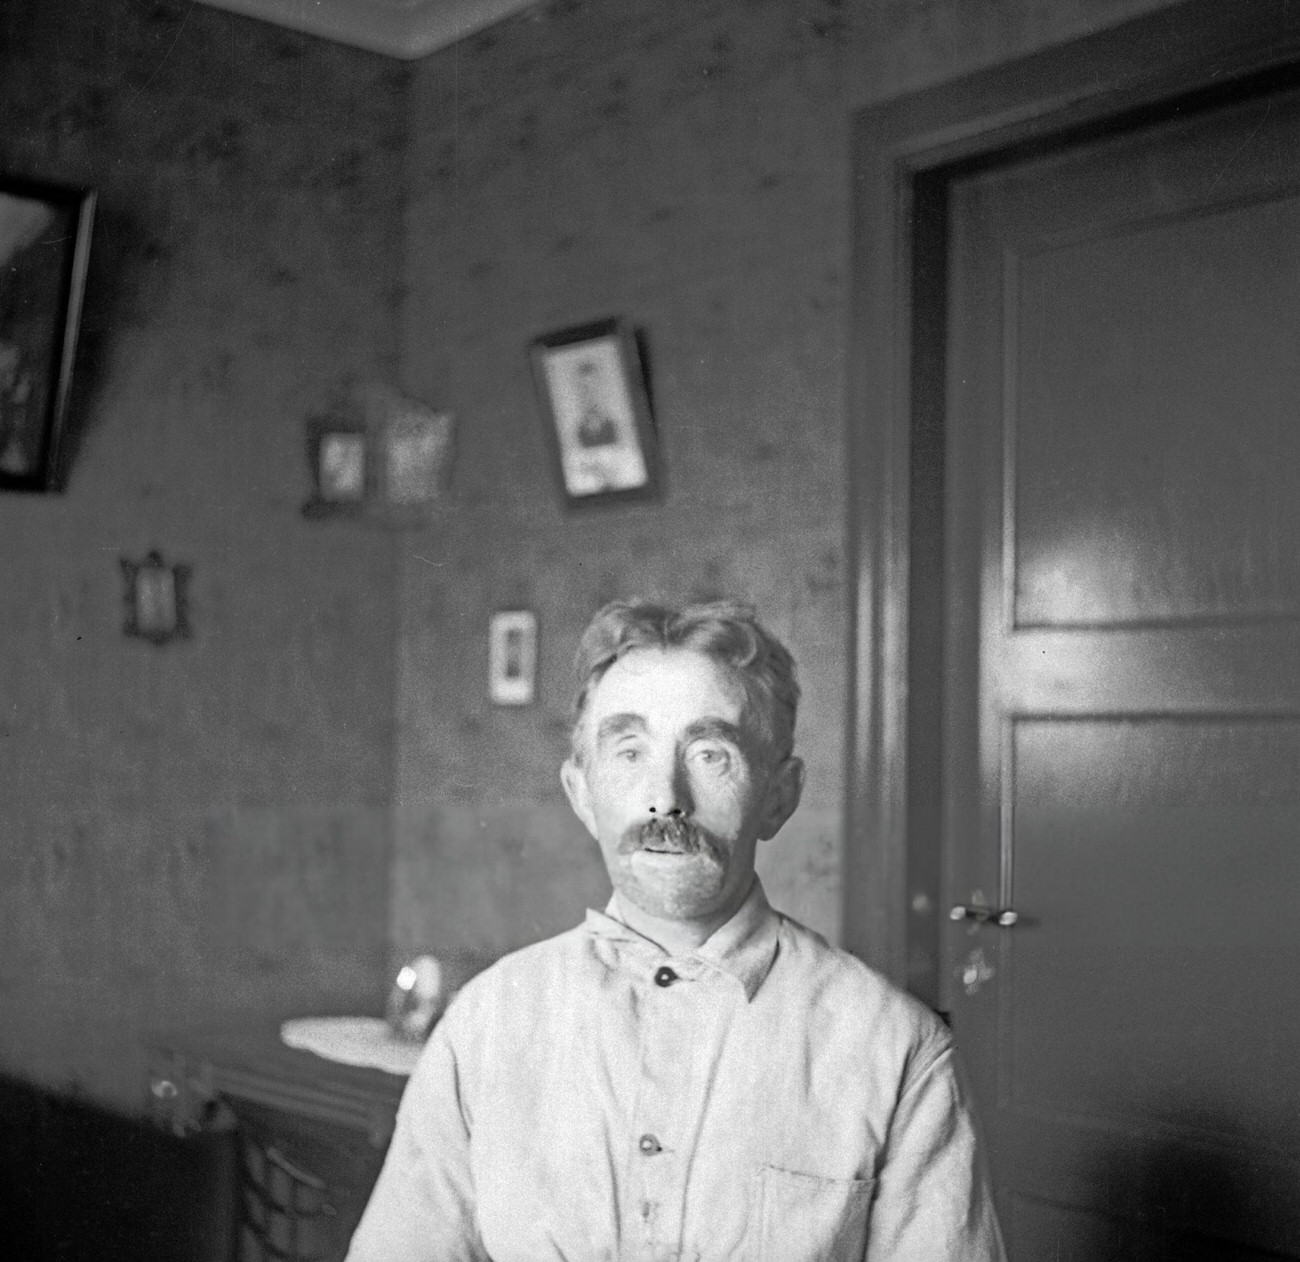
561 647 802 932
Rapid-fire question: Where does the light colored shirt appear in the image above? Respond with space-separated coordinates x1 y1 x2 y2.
347 881 1005 1261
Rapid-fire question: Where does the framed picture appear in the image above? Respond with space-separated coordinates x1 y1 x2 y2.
376 400 454 508
488 610 538 706
0 175 96 492
302 392 455 521
304 417 368 516
529 317 658 507
121 550 192 647
318 430 367 502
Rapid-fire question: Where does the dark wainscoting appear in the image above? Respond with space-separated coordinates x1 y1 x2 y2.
0 1074 235 1261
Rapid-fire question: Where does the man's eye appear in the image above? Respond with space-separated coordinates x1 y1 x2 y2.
691 745 730 768
614 745 641 762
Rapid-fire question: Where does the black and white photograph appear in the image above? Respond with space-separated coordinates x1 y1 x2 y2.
531 318 657 506
5 3 1300 1261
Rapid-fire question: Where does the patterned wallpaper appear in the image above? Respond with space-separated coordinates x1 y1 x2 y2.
0 0 1182 1110
0 0 408 1108
390 0 1180 966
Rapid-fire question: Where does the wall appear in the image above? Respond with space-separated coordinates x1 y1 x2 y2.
391 0 1181 967
0 0 408 1110
0 0 1192 1114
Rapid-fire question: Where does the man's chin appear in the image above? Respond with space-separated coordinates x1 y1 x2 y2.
619 852 729 920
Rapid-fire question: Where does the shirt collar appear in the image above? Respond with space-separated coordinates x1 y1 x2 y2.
583 878 780 1002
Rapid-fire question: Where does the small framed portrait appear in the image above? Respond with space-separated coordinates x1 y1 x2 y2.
529 318 658 507
304 419 368 515
488 610 538 706
121 550 192 646
319 430 367 501
0 175 96 493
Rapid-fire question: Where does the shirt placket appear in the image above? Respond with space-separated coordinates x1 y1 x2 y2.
628 957 709 1262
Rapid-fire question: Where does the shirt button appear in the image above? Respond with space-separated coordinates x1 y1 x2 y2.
638 1133 663 1155
654 966 677 987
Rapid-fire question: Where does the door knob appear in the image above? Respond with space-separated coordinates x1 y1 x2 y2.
949 903 1019 927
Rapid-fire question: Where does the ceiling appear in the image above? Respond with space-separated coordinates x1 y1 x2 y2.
193 0 540 60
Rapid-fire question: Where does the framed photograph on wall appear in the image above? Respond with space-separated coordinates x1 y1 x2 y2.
488 609 538 706
376 399 455 508
120 550 192 647
318 429 368 502
529 317 658 507
0 175 96 492
303 417 368 517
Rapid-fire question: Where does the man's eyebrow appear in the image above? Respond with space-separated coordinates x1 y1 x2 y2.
682 717 747 745
595 713 647 743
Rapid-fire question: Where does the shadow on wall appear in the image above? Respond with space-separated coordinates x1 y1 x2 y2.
0 1074 236 1261
1033 1110 1297 1261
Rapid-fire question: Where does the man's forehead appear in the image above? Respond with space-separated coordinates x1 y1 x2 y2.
578 646 764 747
587 646 747 711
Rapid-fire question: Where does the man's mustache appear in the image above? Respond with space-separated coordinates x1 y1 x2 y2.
617 817 721 859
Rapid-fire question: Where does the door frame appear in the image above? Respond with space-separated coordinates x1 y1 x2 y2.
844 0 1300 998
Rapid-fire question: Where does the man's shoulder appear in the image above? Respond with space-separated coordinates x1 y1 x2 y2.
440 922 595 1018
773 912 951 1051
486 925 592 982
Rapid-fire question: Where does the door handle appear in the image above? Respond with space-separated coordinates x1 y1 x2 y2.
949 903 1019 927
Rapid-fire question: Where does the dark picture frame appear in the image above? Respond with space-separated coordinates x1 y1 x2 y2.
303 416 369 517
529 318 658 507
0 175 96 492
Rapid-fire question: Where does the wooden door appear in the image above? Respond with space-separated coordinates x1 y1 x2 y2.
944 81 1300 1260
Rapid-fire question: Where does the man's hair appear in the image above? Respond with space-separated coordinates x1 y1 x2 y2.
570 597 800 763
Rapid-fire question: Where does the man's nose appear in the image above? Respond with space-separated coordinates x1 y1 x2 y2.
646 754 692 817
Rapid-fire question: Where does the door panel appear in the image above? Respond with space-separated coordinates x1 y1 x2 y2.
1014 196 1300 626
946 82 1300 1259
1011 718 1300 1142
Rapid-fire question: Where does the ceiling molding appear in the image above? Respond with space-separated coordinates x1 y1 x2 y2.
193 0 539 60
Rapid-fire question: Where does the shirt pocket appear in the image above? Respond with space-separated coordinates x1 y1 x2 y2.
755 1164 875 1262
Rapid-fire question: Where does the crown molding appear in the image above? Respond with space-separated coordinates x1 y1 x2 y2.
194 0 539 59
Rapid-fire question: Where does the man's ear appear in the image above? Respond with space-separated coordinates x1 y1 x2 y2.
561 757 599 840
757 755 805 841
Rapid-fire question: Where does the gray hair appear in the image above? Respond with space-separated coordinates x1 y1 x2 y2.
570 597 800 763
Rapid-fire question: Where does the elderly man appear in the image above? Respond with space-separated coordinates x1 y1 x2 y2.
347 598 1005 1261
